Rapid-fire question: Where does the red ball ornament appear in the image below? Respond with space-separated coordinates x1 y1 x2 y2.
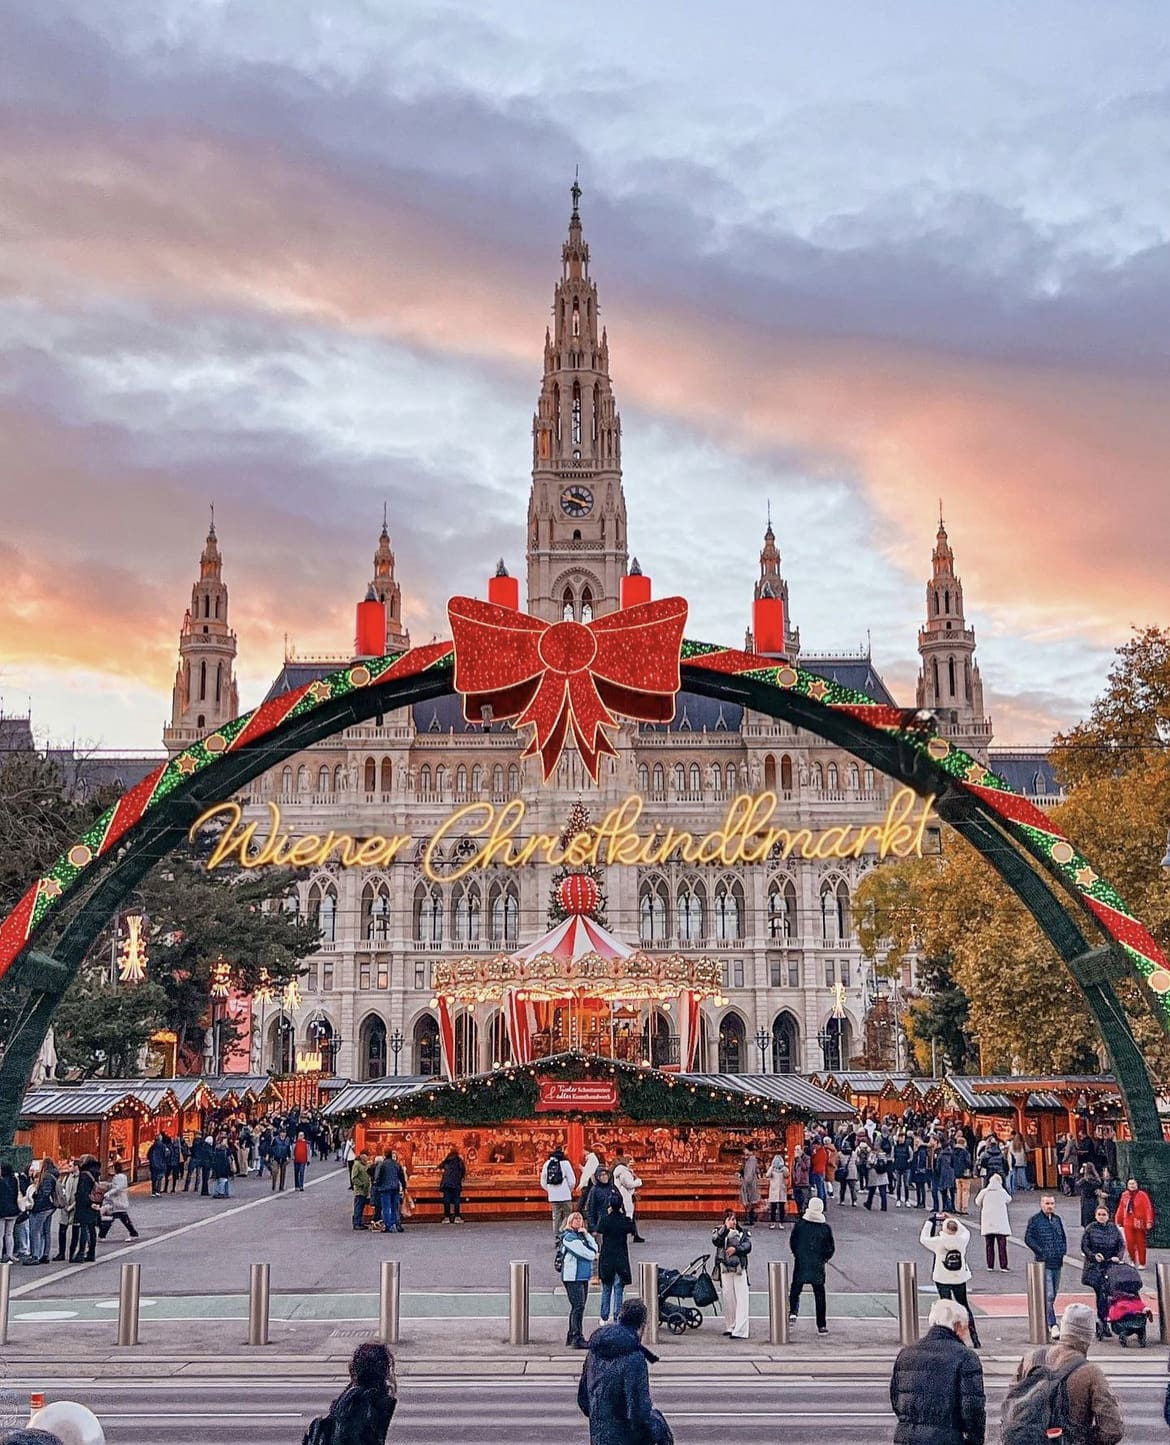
557 874 599 916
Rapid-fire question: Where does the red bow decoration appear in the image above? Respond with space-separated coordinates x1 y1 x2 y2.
447 595 688 780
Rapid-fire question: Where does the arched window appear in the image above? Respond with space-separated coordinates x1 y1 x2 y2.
571 382 582 445
944 588 951 613
933 590 940 616
827 762 839 792
847 763 860 791
297 764 310 793
718 1013 745 1073
455 765 468 798
768 877 798 940
725 763 738 794
453 882 481 942
714 880 743 940
641 1010 672 1067
637 762 649 793
571 297 581 336
414 883 443 943
651 763 665 799
380 758 392 794
318 765 330 794
215 662 222 705
507 764 520 794
780 755 793 792
334 763 345 791
677 882 706 943
453 1011 478 1076
964 658 972 701
196 715 205 731
434 765 447 797
836 879 851 941
364 757 377 793
199 660 207 700
772 1012 799 1073
764 755 776 791
639 879 669 942
281 766 293 796
864 766 875 791
812 762 824 790
710 763 722 796
821 1016 850 1072
562 587 575 621
948 657 956 697
360 1015 387 1081
490 882 519 943
932 657 940 699
414 1014 441 1076
689 763 701 796
592 381 600 444
419 765 432 796
580 587 593 623
361 880 390 940
492 764 504 798
673 763 686 795
471 764 483 795
318 884 337 942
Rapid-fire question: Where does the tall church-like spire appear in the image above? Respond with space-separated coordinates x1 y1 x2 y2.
915 510 992 759
527 181 628 622
163 513 239 753
745 516 800 655
370 510 410 650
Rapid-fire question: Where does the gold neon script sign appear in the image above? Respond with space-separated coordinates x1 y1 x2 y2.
192 787 935 881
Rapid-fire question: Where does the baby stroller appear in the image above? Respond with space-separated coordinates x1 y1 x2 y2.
1104 1261 1151 1347
656 1254 719 1335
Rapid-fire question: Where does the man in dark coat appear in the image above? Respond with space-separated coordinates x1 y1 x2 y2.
577 1298 668 1445
147 1134 170 1195
439 1148 466 1223
72 1157 102 1263
1023 1195 1068 1338
890 1296 985 1445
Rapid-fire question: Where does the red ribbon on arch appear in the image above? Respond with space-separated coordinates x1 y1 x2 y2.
447 595 688 780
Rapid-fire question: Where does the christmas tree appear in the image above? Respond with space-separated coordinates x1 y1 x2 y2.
547 799 609 927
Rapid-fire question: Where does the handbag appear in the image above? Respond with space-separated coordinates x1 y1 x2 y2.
642 1406 674 1445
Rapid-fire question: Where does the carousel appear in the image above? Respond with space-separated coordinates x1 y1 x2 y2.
430 874 724 1072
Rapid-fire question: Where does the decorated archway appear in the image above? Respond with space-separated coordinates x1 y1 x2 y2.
1 601 1168 1213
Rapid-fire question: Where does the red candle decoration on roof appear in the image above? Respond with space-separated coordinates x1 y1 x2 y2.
620 557 651 609
557 873 599 917
487 559 520 611
752 583 786 656
354 586 387 658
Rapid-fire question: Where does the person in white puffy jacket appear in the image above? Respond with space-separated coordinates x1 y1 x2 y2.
975 1172 1013 1271
920 1214 981 1348
613 1156 645 1243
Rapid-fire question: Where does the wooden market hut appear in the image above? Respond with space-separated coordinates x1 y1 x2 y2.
324 1053 852 1221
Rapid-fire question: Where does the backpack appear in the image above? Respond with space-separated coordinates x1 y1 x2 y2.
1000 1353 1085 1445
545 1155 564 1188
301 1413 334 1445
942 1248 963 1272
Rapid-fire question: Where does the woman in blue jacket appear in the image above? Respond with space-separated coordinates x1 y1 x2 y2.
561 1210 600 1349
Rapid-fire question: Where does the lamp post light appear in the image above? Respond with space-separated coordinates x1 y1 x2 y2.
754 1027 770 1073
389 1029 405 1077
817 1025 841 1073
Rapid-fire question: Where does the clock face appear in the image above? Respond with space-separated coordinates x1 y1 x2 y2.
560 484 594 519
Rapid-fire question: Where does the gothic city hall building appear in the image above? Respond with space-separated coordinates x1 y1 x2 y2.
159 189 1055 1084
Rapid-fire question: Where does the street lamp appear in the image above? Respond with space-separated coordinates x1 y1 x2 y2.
389 1029 405 1076
817 1025 841 1073
754 1027 770 1072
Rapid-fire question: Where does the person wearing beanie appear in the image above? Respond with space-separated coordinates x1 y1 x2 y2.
787 1195 835 1334
1008 1302 1123 1445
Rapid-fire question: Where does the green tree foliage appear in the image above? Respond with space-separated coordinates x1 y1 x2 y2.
903 953 975 1075
855 625 1170 1081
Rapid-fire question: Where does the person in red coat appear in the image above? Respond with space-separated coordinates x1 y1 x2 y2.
293 1132 311 1192
1115 1177 1155 1266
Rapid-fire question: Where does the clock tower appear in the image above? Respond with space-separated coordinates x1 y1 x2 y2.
527 181 628 623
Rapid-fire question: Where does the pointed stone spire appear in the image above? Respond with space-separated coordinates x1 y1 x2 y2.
370 512 409 650
749 515 799 655
916 509 991 758
164 516 239 753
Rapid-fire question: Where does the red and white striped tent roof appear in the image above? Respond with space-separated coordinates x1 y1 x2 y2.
508 913 635 966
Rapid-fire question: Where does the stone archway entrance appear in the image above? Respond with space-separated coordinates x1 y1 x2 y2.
1 627 1167 1221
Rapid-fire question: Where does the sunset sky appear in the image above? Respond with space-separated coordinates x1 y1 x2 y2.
1 1 1167 751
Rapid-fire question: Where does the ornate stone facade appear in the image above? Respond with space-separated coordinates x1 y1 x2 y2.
160 187 1042 1085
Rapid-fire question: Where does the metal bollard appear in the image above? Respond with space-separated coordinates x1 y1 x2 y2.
508 1260 529 1346
0 1261 10 1347
768 1260 790 1345
896 1260 920 1345
116 1262 140 1347
379 1259 400 1345
638 1261 659 1347
247 1262 271 1346
1158 1263 1170 1345
1026 1260 1048 1345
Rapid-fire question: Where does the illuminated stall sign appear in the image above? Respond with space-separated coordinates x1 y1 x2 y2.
535 1078 619 1113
